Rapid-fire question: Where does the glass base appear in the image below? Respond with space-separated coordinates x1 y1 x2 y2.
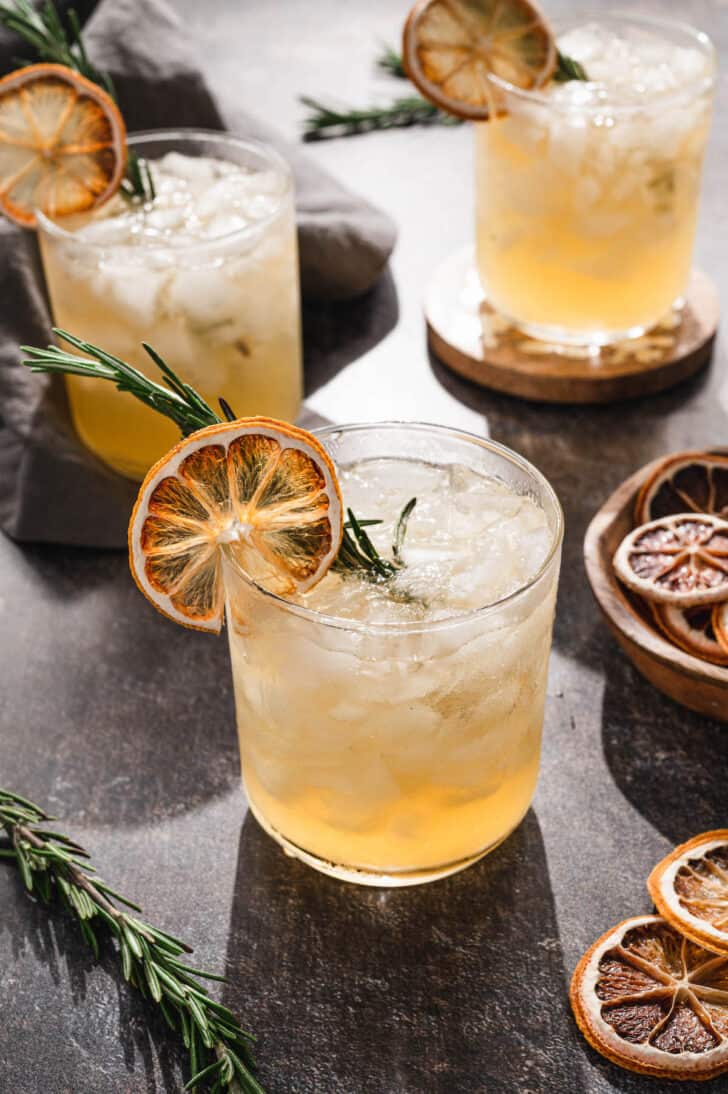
247 796 517 888
497 297 685 349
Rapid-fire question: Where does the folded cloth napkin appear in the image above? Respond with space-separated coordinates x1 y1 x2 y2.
0 0 396 547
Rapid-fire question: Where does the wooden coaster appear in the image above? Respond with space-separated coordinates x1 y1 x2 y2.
425 247 719 404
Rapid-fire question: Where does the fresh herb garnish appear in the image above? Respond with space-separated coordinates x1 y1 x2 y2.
553 50 589 82
0 787 263 1092
0 0 155 202
303 44 587 139
301 94 459 140
332 499 417 586
21 331 416 589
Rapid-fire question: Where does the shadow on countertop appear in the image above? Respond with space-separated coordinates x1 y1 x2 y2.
601 652 728 845
222 809 575 1094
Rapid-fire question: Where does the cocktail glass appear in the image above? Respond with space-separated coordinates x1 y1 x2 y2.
475 13 715 346
222 422 563 887
37 130 302 479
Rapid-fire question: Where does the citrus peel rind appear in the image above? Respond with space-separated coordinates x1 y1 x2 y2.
651 603 728 667
402 0 556 121
613 513 728 608
636 452 728 526
714 603 728 656
648 833 728 958
128 418 343 633
0 63 127 227
570 914 728 1080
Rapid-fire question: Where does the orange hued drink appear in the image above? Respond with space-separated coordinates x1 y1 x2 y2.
223 425 562 886
475 17 714 345
38 133 301 479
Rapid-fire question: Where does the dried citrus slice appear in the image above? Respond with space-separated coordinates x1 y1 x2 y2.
715 603 728 656
0 63 126 227
570 914 728 1080
637 452 728 525
128 418 343 633
649 834 728 957
402 0 556 121
651 603 728 667
614 514 728 607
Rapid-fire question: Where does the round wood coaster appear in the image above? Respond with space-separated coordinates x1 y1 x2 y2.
425 248 719 404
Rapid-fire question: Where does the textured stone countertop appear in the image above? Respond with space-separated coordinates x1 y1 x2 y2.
2 1 728 1092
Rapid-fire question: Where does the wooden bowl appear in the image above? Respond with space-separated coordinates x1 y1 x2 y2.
584 457 728 723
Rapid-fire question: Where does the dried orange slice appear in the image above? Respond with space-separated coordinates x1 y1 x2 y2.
715 603 728 656
614 514 728 608
402 0 556 121
128 418 343 633
637 452 728 525
649 834 728 957
651 603 728 667
0 63 126 227
571 914 728 1080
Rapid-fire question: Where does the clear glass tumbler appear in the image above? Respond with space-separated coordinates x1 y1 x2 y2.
475 14 715 345
38 130 302 479
223 423 563 887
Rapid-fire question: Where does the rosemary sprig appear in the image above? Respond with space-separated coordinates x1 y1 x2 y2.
377 43 406 78
300 94 459 140
0 0 155 202
553 50 589 83
332 499 417 583
303 42 588 138
20 330 415 589
0 788 263 1093
21 329 221 436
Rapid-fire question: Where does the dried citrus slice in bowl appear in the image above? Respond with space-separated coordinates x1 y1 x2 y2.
651 603 728 667
571 914 728 1080
715 603 728 656
402 0 556 121
648 833 728 957
129 418 343 633
614 514 728 608
636 451 728 525
0 63 126 227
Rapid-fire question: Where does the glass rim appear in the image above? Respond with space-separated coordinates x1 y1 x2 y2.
35 128 293 254
222 421 565 636
488 11 716 116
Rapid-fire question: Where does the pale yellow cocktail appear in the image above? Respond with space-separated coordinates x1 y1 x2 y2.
475 16 715 344
38 131 302 479
223 424 563 886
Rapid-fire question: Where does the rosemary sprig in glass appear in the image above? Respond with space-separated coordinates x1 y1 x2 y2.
21 330 415 589
302 42 588 139
0 787 263 1093
301 94 458 140
0 0 155 202
333 498 417 583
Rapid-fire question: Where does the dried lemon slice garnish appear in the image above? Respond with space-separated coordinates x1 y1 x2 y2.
0 63 126 226
402 0 556 120
128 418 343 633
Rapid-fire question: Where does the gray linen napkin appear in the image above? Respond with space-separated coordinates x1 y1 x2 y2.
0 0 396 547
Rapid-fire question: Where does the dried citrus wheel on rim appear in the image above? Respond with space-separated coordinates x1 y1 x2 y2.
614 514 728 608
129 418 343 633
637 452 728 525
402 0 556 121
570 914 728 1080
648 833 728 957
651 603 728 667
0 63 126 227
